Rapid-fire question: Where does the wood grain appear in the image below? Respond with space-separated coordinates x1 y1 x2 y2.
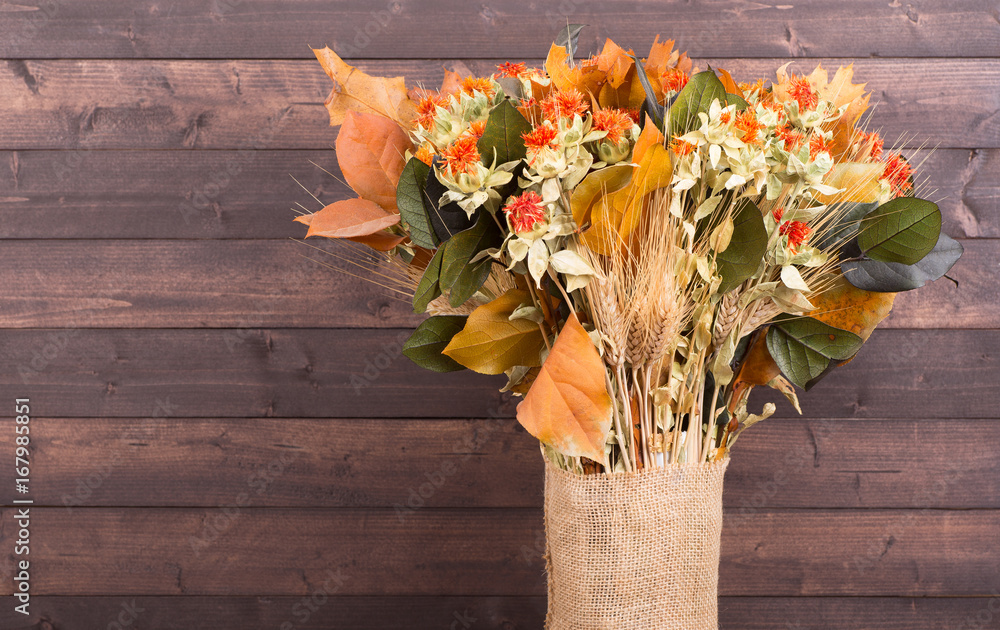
0 0 997 59
0 238 982 329
2 329 998 419
0 596 996 630
1 58 997 150
0 148 995 239
0 507 996 596
8 417 997 509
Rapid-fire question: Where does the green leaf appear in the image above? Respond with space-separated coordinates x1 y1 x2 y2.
857 197 942 265
403 316 467 372
813 202 877 251
724 92 749 110
413 247 444 313
717 198 768 293
396 158 439 249
668 70 728 136
766 318 864 390
554 24 586 61
440 212 503 307
843 232 963 292
477 99 532 165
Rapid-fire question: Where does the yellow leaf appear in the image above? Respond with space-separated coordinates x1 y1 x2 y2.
313 46 416 127
442 290 545 375
516 313 613 461
808 276 895 341
808 64 867 110
817 162 884 204
584 141 673 255
336 110 414 212
594 38 634 89
295 198 400 239
570 163 633 228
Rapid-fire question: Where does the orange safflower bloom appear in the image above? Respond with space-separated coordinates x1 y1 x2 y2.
776 124 804 151
856 130 884 160
522 124 559 164
414 144 435 167
882 153 914 198
494 62 527 79
669 138 698 156
540 89 589 122
414 93 451 129
504 191 547 234
779 220 812 252
661 68 689 94
786 76 818 111
808 134 831 160
441 135 482 176
461 76 496 98
739 79 765 99
592 108 634 144
467 119 487 139
735 110 764 145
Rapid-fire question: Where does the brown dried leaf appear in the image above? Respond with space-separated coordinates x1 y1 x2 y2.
336 110 414 212
313 46 416 127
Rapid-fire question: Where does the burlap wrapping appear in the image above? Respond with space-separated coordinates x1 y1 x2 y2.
544 457 729 630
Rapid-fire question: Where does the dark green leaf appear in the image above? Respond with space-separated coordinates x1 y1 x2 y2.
842 232 964 292
412 246 444 314
813 202 877 251
717 198 768 293
477 99 532 165
668 70 727 136
396 158 439 249
724 92 749 110
766 318 864 390
857 197 941 265
425 163 476 242
629 53 665 129
554 24 586 61
440 212 503 307
403 316 468 372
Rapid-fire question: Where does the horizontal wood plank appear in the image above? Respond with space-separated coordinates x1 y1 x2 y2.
3 329 995 419
0 238 982 328
1 0 997 59
0 59 997 149
0 507 996 596
0 595 997 630
0 148 995 239
6 417 997 509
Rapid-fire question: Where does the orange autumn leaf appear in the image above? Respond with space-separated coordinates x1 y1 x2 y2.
545 43 606 97
295 198 400 239
594 38 634 89
336 110 414 212
313 46 416 127
516 313 613 462
718 68 744 100
807 276 895 342
439 67 465 96
643 36 692 101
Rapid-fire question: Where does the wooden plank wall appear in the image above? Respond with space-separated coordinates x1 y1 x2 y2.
0 1 998 628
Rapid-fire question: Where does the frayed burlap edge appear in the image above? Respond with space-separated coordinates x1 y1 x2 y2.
544 457 729 630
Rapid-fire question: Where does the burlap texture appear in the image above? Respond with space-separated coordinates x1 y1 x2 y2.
544 457 729 630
